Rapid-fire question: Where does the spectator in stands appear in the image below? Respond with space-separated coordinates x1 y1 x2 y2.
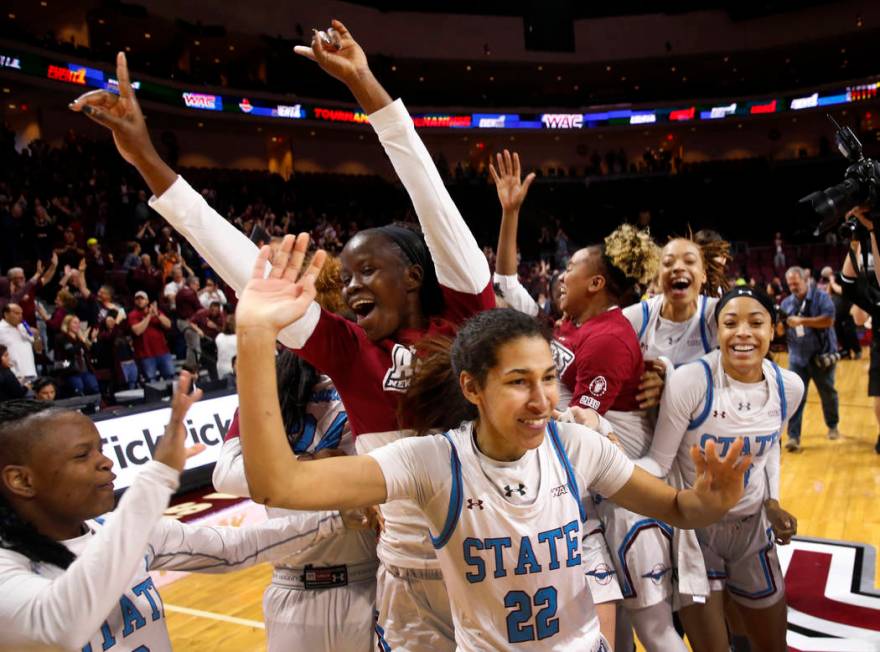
93 308 137 390
95 285 126 326
176 276 203 369
128 291 175 381
54 314 100 396
5 255 58 326
0 303 40 382
199 277 228 309
84 238 109 290
780 266 841 451
55 227 84 269
0 344 28 401
191 301 225 380
131 253 163 300
46 288 79 339
163 264 185 308
121 241 142 271
32 376 58 402
215 316 237 380
773 232 786 272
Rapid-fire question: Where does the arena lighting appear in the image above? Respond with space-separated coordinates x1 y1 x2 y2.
749 99 778 114
669 106 695 121
313 106 369 123
541 113 584 128
0 54 21 69
47 64 86 85
700 102 737 119
629 113 656 125
848 82 880 101
182 92 223 110
818 93 849 107
790 93 819 110
412 114 471 128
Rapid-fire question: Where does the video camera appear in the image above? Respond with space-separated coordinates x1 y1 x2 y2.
799 116 880 237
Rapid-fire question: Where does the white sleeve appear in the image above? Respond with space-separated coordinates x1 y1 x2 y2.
622 302 645 335
636 363 707 477
368 100 490 293
0 461 178 650
367 435 450 508
493 273 539 317
146 511 343 573
148 176 319 348
211 438 251 497
557 422 635 498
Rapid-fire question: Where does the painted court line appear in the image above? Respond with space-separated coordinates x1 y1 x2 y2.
165 603 266 629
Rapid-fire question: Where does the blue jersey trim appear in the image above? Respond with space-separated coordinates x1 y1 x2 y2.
771 362 787 422
638 301 650 341
699 295 711 353
687 359 714 430
547 421 587 523
430 432 464 550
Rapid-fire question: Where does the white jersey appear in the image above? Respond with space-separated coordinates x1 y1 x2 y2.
645 350 804 519
370 420 634 651
0 461 342 652
623 294 718 366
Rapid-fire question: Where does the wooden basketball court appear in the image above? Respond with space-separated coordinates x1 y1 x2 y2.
157 352 880 651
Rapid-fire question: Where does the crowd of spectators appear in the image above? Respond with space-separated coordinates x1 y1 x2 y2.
0 124 858 408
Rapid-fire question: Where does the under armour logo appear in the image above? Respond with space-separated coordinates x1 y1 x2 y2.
738 402 751 411
466 498 484 510
713 410 727 419
505 484 526 497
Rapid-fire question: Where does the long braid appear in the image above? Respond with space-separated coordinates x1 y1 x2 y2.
0 400 76 569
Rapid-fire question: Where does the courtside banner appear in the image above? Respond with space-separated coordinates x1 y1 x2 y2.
94 393 238 490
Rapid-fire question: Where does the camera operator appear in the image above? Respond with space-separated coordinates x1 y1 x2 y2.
837 207 880 454
779 266 841 451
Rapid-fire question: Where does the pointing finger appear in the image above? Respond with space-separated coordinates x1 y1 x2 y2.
116 52 134 100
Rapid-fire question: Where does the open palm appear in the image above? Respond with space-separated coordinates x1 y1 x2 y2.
489 150 535 213
690 438 750 514
236 233 327 332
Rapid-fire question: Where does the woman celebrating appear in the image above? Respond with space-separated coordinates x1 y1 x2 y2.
232 235 751 652
71 24 493 649
0 373 348 651
637 287 804 652
54 314 101 396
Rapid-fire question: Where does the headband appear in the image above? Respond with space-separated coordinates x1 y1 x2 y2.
714 287 777 323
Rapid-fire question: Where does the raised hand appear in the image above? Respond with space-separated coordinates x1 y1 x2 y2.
236 233 327 333
294 19 369 86
690 438 751 515
69 52 157 166
153 371 205 472
489 150 536 215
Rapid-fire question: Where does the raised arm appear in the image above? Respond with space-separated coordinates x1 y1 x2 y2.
296 20 489 294
236 234 387 509
491 150 535 276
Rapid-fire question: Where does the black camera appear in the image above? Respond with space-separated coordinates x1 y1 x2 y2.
800 116 880 237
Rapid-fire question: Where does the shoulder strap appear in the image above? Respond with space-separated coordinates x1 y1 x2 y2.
687 359 714 430
547 420 588 523
430 432 464 550
771 362 787 423
698 295 711 353
638 301 650 340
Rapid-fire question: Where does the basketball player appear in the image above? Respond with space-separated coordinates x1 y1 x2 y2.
232 239 754 652
637 288 804 652
70 26 493 649
0 372 347 652
489 153 692 651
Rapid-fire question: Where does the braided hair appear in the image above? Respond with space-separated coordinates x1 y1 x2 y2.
0 400 76 569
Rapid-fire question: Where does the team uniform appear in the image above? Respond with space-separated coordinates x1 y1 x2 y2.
623 294 719 367
369 419 633 651
641 350 804 608
150 98 494 650
0 461 343 652
213 377 379 652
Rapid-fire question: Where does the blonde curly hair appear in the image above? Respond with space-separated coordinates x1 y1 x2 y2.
313 254 347 316
603 224 660 286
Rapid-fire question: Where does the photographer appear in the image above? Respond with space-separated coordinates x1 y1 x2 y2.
779 266 841 451
837 208 880 454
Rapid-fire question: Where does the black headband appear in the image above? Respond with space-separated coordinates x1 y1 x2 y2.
714 287 777 323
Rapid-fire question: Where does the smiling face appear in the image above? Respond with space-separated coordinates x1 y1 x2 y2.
559 247 603 317
339 232 422 342
717 296 773 382
660 238 707 309
1 412 116 526
462 335 559 461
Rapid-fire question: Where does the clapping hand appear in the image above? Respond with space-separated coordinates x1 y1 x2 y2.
236 233 327 333
489 150 536 215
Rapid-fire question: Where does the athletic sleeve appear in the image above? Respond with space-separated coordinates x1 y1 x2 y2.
570 334 635 414
367 435 451 508
146 511 344 573
493 273 539 317
556 422 635 498
637 362 708 477
622 301 646 335
148 175 322 349
0 461 178 650
211 436 251 497
369 99 490 294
